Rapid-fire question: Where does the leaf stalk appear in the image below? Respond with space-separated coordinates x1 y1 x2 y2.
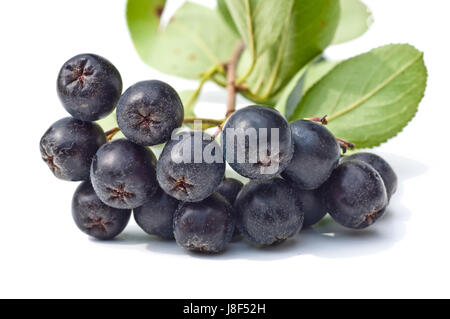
226 40 246 117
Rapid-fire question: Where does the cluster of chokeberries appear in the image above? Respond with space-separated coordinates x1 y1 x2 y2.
40 54 397 253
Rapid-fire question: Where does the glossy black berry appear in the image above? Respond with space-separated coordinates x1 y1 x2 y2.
133 187 180 240
235 177 304 246
282 120 340 190
173 193 235 253
221 105 293 179
116 80 184 146
341 152 397 199
57 53 122 121
40 117 106 181
321 160 388 229
72 181 131 240
157 131 225 202
216 178 243 205
293 188 327 228
216 177 244 238
90 139 158 209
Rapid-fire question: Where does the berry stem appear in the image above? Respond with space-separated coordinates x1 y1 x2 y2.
185 65 221 110
305 115 328 125
105 127 120 141
211 126 223 139
225 40 246 118
336 137 355 154
183 117 225 126
211 75 227 88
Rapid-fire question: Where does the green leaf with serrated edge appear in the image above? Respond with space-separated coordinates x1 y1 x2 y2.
332 0 373 45
127 0 239 79
178 90 196 117
290 44 428 149
222 0 291 59
244 0 340 99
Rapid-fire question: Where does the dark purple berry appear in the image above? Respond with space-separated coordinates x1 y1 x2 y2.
157 131 225 202
57 53 122 121
90 139 158 209
40 117 106 181
235 177 304 246
72 181 131 240
216 177 243 205
215 177 244 239
282 120 340 190
173 193 235 253
321 160 388 229
221 105 293 179
216 177 244 238
117 80 184 146
341 152 397 199
295 188 327 228
134 187 180 240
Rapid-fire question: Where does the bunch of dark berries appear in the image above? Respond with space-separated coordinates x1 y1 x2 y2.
40 53 398 254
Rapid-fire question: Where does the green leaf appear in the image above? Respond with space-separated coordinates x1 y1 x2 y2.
178 90 196 117
96 110 117 132
217 0 239 35
149 143 165 159
332 0 373 45
127 0 239 79
274 68 307 116
225 166 249 185
275 58 339 117
302 59 341 93
243 0 340 99
126 0 166 64
96 111 126 140
290 44 428 148
222 0 291 60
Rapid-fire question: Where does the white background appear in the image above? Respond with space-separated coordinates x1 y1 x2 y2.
0 0 448 298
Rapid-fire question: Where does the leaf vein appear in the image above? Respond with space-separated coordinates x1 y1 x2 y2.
327 52 424 121
172 21 221 66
